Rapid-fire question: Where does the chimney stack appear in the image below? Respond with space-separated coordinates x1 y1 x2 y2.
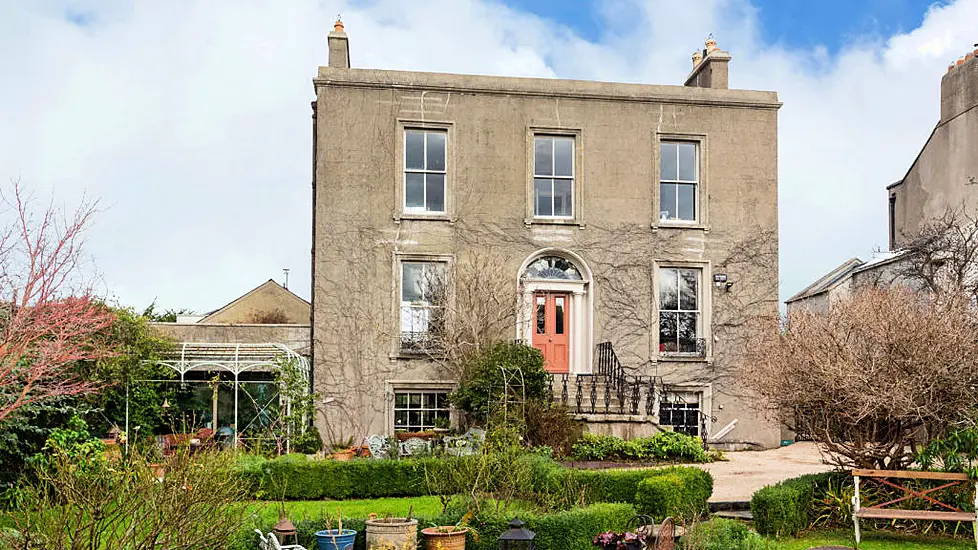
328 18 350 69
685 35 730 89
940 43 977 124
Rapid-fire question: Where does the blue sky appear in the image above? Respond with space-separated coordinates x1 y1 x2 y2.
507 0 937 54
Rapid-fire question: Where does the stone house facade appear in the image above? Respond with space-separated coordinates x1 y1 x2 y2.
312 23 782 449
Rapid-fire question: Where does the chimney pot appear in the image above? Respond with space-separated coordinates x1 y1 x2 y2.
692 50 703 67
705 35 717 53
957 57 966 66
334 18 344 33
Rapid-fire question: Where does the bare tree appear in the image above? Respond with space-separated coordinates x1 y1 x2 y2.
895 206 978 297
0 181 116 423
745 286 978 469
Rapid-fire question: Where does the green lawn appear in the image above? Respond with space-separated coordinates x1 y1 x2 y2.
247 496 445 524
767 529 974 549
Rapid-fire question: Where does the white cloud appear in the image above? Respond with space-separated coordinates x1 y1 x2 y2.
0 0 975 311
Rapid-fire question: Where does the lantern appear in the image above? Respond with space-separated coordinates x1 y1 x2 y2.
273 512 299 547
498 518 534 550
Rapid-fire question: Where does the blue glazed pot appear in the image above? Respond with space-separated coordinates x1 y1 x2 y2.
315 529 357 550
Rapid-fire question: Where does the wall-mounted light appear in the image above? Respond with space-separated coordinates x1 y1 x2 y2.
714 273 734 291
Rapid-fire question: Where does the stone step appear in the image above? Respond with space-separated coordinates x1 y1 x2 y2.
712 510 753 521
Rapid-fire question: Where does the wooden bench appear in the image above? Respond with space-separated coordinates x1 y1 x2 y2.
851 469 978 549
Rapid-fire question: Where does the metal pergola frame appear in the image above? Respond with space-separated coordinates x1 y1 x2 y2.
133 342 310 448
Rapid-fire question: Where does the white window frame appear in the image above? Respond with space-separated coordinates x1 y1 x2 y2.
658 389 704 437
658 267 702 356
659 141 699 223
399 260 446 350
403 129 447 215
532 135 575 219
392 389 451 432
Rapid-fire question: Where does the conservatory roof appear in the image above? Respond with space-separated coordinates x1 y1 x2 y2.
154 342 310 381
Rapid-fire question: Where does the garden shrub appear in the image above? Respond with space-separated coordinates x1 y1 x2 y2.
232 503 634 550
683 518 776 550
524 400 584 458
750 471 844 537
436 501 635 550
241 453 713 512
634 466 713 520
570 431 709 463
449 342 550 424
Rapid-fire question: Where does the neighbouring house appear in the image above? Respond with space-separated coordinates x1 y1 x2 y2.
789 45 978 312
889 46 978 249
313 23 782 449
149 280 311 448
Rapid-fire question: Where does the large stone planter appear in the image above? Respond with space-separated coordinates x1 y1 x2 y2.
421 527 468 550
365 517 418 550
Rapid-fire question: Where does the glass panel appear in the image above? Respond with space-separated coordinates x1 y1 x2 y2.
408 410 421 427
660 183 676 220
677 184 695 221
534 137 553 176
678 312 698 350
423 393 436 409
409 393 422 408
419 410 430 428
553 179 572 217
534 178 553 217
536 296 546 334
426 174 445 212
660 142 678 181
395 410 407 427
405 173 425 209
555 297 565 335
659 312 677 352
678 142 697 181
405 130 425 170
526 257 583 280
553 137 574 177
658 404 672 425
402 263 423 302
679 269 698 310
395 393 408 408
436 393 447 408
659 268 678 310
426 132 446 171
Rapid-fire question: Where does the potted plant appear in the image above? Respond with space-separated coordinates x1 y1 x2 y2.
315 509 358 550
421 511 473 550
365 509 418 550
329 438 355 461
433 417 451 434
592 530 646 550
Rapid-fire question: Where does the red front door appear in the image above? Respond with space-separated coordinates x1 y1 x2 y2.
532 292 570 373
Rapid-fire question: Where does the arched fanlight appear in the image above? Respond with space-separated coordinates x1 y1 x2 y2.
524 256 583 280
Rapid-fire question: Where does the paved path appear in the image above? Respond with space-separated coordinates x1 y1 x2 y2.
696 442 835 502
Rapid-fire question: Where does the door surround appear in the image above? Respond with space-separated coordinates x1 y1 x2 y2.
516 249 593 374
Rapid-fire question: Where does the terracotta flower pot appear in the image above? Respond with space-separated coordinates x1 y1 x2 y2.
331 449 355 461
421 527 468 550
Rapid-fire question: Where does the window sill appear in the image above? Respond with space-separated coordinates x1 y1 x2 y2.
389 350 433 361
657 354 711 363
524 218 586 228
653 221 709 231
395 213 454 223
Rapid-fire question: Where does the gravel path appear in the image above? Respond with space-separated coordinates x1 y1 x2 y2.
695 442 835 502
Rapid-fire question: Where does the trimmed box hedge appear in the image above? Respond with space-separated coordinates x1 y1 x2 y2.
231 503 635 550
750 471 844 537
634 466 713 520
239 453 712 516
